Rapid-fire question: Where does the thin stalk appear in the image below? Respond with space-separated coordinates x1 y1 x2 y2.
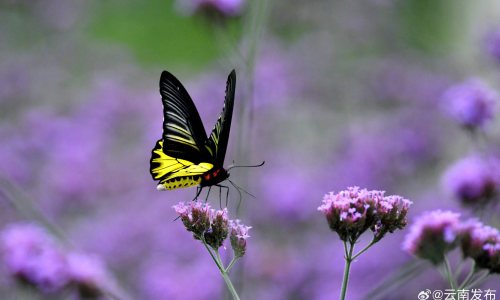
202 241 241 300
362 259 429 300
226 257 239 272
0 172 71 246
221 271 241 300
458 261 476 290
444 256 457 289
465 271 490 290
453 258 465 278
200 236 224 272
340 240 355 300
351 238 378 261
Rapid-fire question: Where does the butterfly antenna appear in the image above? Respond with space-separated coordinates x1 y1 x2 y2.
227 179 243 212
227 161 265 172
227 179 256 198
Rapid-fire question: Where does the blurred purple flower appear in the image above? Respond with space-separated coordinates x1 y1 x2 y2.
374 60 450 106
253 47 301 108
402 210 460 264
459 219 500 273
67 252 108 298
442 155 500 206
1 223 70 293
175 0 245 17
484 28 500 62
332 117 440 189
441 79 498 128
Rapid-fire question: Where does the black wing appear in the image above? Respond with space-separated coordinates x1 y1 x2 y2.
205 69 236 166
159 71 213 164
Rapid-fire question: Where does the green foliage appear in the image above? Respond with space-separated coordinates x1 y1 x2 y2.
86 0 219 68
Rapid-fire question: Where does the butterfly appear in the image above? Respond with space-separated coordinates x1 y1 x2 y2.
150 69 238 201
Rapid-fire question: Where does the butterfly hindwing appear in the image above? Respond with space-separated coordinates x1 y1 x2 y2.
150 140 214 190
205 70 236 166
159 71 213 164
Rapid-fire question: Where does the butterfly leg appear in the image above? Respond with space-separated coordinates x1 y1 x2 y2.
193 186 203 201
216 185 229 208
205 186 212 203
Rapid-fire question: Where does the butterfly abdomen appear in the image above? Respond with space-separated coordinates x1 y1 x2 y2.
160 175 202 190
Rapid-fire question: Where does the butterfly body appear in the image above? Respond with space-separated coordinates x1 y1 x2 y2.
200 168 229 187
150 70 236 193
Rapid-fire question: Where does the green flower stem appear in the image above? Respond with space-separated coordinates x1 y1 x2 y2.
453 258 465 278
221 270 241 300
200 236 224 272
201 238 241 300
465 270 490 290
339 237 381 300
226 256 239 272
458 261 476 289
340 240 355 300
351 238 378 261
443 256 457 289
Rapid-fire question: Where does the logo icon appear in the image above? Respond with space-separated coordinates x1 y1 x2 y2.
418 290 431 300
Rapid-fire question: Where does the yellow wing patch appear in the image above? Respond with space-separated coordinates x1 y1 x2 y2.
151 140 214 190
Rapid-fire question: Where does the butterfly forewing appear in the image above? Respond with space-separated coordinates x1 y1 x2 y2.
159 71 213 164
205 69 236 166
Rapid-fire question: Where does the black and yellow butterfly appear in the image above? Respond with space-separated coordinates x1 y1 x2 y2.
150 69 237 200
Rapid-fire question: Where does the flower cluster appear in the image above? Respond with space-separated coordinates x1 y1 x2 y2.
229 220 251 258
402 210 461 264
404 210 500 273
317 187 412 242
443 155 500 206
173 202 236 251
1 223 109 297
441 79 498 129
459 219 500 273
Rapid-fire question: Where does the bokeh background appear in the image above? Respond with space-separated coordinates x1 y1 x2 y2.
1 0 500 299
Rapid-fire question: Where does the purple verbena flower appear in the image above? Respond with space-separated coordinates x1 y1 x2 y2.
229 219 251 258
1 223 70 293
373 195 412 239
443 155 500 206
441 79 498 128
173 201 212 239
459 219 500 273
173 201 230 249
402 210 460 264
204 208 230 249
318 187 412 242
